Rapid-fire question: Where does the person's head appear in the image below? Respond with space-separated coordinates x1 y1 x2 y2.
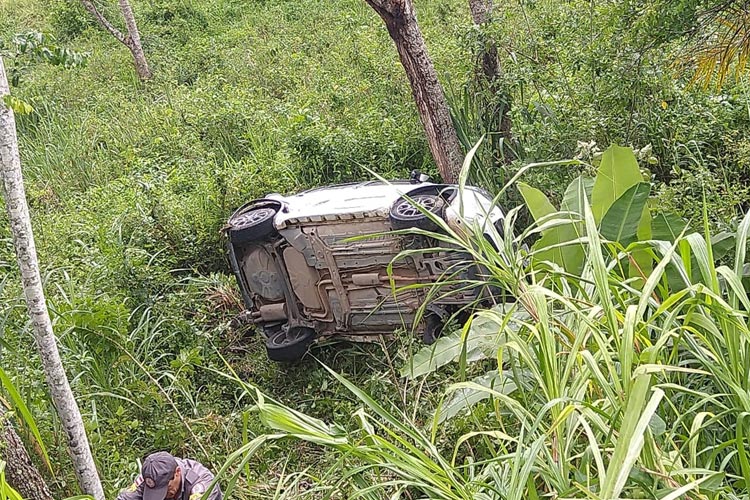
141 451 182 500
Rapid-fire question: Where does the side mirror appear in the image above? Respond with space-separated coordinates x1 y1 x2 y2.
409 170 431 183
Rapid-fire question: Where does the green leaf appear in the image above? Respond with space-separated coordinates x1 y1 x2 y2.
711 231 735 260
717 265 750 312
517 182 556 223
686 233 716 291
258 402 347 446
582 190 619 334
600 182 651 245
438 370 518 423
651 213 695 290
591 145 643 222
528 177 593 275
652 211 689 241
2 95 33 115
600 380 664 499
401 331 468 379
632 201 653 278
0 366 53 475
560 175 594 215
659 474 722 500
401 307 518 379
734 209 750 288
648 413 667 436
532 216 586 274
737 413 750 491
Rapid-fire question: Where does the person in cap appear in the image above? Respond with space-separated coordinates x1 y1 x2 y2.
116 451 222 500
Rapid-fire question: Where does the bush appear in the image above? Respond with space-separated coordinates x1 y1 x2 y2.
49 1 95 40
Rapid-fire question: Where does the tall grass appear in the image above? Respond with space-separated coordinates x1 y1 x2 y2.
1 0 747 496
207 163 750 498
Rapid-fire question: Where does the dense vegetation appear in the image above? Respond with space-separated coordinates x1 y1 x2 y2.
1 0 750 498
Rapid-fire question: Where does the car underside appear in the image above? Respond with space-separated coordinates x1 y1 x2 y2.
226 178 503 361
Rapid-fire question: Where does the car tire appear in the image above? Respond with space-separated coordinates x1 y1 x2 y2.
389 193 446 232
422 313 444 345
265 326 315 362
228 204 279 244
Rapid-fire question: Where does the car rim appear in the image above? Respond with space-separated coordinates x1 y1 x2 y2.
394 194 439 219
235 207 275 227
269 335 286 347
269 327 310 347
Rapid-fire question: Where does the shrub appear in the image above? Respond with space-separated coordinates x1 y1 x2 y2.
49 1 95 41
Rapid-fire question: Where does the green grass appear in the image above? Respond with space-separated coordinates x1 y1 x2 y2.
1 0 750 497
213 178 750 498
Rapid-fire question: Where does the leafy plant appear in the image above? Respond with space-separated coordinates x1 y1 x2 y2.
2 31 88 86
687 0 750 88
0 365 53 475
519 144 673 278
3 0 750 496
205 153 750 498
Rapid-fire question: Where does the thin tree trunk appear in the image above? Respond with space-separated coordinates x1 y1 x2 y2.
0 57 105 500
468 0 500 84
119 0 151 80
80 0 151 80
0 406 54 500
365 0 463 183
468 0 513 164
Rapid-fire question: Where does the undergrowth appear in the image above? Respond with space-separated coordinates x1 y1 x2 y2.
0 0 749 497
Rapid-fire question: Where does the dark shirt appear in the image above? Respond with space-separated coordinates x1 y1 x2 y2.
116 458 222 500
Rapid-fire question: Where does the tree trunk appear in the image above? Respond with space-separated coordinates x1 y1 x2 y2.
467 0 513 164
0 406 54 500
0 57 105 500
468 0 499 84
119 0 151 80
364 0 464 183
80 0 151 81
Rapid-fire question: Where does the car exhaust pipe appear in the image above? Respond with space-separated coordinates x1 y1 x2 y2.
258 303 287 322
351 273 381 286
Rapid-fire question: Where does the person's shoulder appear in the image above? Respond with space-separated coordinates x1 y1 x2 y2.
116 475 144 500
182 458 212 470
183 458 215 483
183 459 219 498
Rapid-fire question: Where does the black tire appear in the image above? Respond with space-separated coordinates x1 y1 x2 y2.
471 263 507 303
229 205 278 244
422 313 444 345
265 326 315 362
389 193 446 231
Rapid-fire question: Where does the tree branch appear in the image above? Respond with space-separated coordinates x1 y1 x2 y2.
363 0 410 24
80 0 129 46
468 0 493 25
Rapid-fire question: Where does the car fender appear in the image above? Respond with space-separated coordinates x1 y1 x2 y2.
444 187 504 234
225 197 287 231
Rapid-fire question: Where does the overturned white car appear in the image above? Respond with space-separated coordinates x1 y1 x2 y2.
226 172 505 361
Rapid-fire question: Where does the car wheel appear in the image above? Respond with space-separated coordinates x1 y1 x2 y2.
422 313 444 345
389 193 446 231
228 204 279 244
265 326 315 362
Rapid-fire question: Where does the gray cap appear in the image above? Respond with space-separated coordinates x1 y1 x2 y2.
141 451 178 500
